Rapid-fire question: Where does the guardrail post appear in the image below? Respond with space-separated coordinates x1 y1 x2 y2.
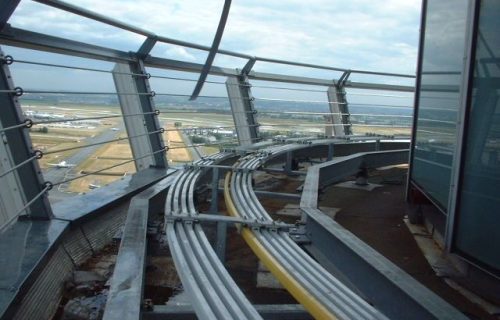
326 83 352 136
0 48 52 227
285 151 293 174
226 75 259 146
209 167 219 213
112 61 167 170
327 143 334 161
215 221 227 262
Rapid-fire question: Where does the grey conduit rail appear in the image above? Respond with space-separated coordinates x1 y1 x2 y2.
227 143 390 320
164 152 262 320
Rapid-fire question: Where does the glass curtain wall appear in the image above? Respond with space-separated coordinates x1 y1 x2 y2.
410 0 468 211
453 0 500 274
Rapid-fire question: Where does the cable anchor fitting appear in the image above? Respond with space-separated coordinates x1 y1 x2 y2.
1 55 14 65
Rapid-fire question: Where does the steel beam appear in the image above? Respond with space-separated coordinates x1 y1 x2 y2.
137 36 158 58
164 212 292 231
0 0 20 31
103 176 173 320
145 55 237 77
0 26 134 63
34 0 251 60
327 143 334 161
298 148 467 320
215 220 227 262
226 76 259 146
208 167 228 262
143 304 312 320
302 207 467 320
209 167 220 213
112 62 166 170
34 0 152 36
255 56 415 78
28 1 417 80
241 57 256 75
190 0 231 100
0 26 416 91
253 190 301 201
0 48 52 222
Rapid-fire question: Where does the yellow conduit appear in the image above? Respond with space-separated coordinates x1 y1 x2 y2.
224 173 337 320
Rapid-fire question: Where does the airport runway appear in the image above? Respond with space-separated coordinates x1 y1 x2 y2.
44 124 124 202
180 130 202 161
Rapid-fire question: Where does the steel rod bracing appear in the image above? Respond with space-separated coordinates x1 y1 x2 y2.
163 125 258 132
2 87 411 110
14 182 52 217
44 129 164 155
0 150 41 178
150 74 225 84
150 74 327 93
13 59 147 77
348 102 412 109
258 123 351 127
153 92 352 107
150 74 414 96
254 97 346 105
258 123 411 129
52 147 167 186
31 110 159 125
253 110 413 118
248 84 326 93
0 119 32 133
0 111 157 133
0 89 154 96
344 91 413 98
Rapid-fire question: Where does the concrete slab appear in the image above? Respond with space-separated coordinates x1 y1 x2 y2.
333 180 382 191
256 262 282 289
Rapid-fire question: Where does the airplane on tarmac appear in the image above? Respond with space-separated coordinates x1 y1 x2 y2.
47 160 76 168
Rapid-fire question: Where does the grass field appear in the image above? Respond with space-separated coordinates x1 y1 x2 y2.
163 123 193 164
66 142 135 193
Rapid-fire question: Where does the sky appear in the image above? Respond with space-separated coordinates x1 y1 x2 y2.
4 0 422 97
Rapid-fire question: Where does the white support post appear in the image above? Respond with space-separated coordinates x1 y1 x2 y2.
226 76 259 146
326 85 352 137
112 62 166 171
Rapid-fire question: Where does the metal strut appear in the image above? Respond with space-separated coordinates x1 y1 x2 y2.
190 0 232 100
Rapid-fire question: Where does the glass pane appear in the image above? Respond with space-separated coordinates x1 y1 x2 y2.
411 0 468 210
454 0 500 272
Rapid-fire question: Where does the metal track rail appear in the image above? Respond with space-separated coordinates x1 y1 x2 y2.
164 152 262 320
224 144 390 320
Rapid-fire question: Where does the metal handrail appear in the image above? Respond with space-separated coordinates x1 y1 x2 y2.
33 0 414 78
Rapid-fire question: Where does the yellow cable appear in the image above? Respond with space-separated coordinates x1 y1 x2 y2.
224 173 337 320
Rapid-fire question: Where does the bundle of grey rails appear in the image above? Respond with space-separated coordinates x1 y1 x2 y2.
164 152 263 320
225 144 390 320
